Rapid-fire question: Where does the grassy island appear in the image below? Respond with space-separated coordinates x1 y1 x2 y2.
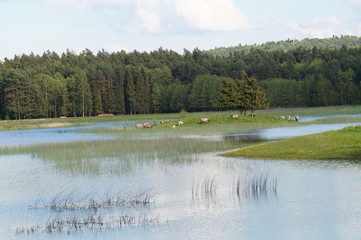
224 126 361 160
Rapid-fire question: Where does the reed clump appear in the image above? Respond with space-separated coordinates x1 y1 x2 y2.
16 213 160 235
16 188 158 235
30 189 154 212
235 173 278 199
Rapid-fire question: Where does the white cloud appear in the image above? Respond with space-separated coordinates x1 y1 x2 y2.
347 0 361 7
41 0 250 33
276 16 351 38
136 7 162 33
173 0 251 31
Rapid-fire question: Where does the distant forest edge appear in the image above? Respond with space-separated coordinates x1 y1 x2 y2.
208 35 361 56
1 35 361 120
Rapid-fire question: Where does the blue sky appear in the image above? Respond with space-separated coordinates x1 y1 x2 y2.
1 0 361 60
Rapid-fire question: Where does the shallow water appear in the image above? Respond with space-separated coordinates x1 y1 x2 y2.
1 117 361 240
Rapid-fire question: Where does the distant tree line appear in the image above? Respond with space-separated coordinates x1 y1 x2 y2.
209 35 361 56
0 41 361 119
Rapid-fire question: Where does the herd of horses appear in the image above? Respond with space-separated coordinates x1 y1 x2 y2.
134 114 299 129
279 115 299 122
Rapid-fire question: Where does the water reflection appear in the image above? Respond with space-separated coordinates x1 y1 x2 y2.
225 122 361 142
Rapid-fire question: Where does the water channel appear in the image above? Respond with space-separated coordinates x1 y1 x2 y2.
1 116 361 240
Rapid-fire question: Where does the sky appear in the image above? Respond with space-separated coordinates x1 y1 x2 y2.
1 0 361 60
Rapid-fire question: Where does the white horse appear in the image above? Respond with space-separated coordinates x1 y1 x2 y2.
200 118 209 123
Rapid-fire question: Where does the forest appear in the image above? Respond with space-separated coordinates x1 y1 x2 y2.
1 36 361 119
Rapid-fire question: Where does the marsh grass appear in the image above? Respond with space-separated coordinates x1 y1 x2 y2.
192 176 218 205
191 173 278 207
16 213 160 235
30 189 154 212
1 125 252 174
226 126 361 160
236 173 278 199
2 107 360 173
17 188 157 235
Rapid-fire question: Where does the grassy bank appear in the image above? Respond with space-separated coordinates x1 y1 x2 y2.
1 105 360 131
224 126 361 160
0 113 179 131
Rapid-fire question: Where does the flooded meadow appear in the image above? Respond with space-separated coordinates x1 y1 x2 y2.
1 109 361 240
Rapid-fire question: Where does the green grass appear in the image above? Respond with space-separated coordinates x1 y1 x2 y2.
224 125 361 160
256 105 361 117
2 105 360 131
0 113 180 131
162 113 284 125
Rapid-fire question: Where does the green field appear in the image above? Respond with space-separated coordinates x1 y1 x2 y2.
224 126 361 160
1 105 361 131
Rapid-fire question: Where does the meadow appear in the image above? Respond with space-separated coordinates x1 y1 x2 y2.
224 125 361 160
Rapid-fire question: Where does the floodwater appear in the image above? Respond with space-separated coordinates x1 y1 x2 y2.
1 117 361 240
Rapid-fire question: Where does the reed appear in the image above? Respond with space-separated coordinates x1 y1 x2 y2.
29 189 154 212
235 173 278 199
16 213 160 235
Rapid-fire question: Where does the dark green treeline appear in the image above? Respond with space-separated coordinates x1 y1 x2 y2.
0 45 361 119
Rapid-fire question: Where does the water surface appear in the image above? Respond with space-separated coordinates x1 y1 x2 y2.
1 117 361 240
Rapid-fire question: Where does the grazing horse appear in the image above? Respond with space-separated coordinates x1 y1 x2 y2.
143 123 153 128
135 123 144 128
230 114 239 119
280 116 286 120
178 121 184 126
200 118 209 123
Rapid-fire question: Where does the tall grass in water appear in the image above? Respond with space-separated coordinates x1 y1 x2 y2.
16 213 160 235
30 189 154 212
192 176 218 206
1 133 247 174
17 188 157 235
235 173 278 200
191 172 278 207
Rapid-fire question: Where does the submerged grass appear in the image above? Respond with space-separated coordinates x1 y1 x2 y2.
16 213 160 235
1 115 298 174
0 131 247 174
30 189 154 212
236 173 278 199
225 125 361 160
2 106 360 174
